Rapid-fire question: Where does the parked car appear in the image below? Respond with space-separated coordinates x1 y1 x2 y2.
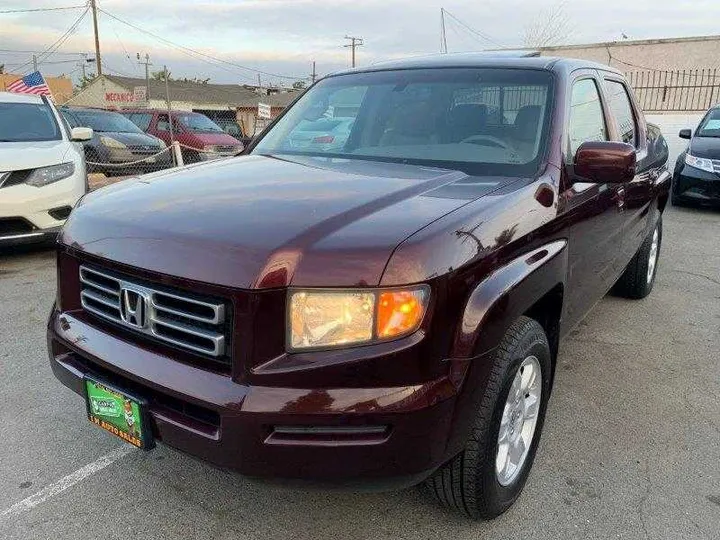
672 106 720 207
0 92 91 246
48 55 670 519
59 107 171 176
120 109 243 163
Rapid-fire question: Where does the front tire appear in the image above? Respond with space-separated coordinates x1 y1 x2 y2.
613 217 662 299
426 316 552 519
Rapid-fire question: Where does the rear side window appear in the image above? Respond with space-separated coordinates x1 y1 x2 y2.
156 114 169 131
604 80 637 146
0 103 61 142
568 79 607 158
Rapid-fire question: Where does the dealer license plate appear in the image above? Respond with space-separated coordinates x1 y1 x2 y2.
85 377 153 449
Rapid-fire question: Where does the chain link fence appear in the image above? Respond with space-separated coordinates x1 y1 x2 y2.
59 78 248 188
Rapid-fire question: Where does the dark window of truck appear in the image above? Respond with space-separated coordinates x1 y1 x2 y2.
604 80 637 147
253 68 554 176
568 79 607 157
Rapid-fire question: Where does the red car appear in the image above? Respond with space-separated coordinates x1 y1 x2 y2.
120 109 243 162
49 55 670 519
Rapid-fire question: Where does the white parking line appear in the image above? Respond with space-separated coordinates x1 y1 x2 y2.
0 445 135 523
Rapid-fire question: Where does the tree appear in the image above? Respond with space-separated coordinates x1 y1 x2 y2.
0 64 4 74
77 73 96 89
292 80 307 90
523 1 573 48
151 69 173 81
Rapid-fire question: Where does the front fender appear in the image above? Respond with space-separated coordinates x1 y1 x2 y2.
451 239 568 359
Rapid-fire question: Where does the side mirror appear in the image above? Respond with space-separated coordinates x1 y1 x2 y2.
574 141 636 184
678 129 692 139
70 127 93 142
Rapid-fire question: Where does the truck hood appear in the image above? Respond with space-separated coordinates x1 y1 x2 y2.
62 154 506 289
0 140 71 172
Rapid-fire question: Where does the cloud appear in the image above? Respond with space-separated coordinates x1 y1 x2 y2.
2 0 720 85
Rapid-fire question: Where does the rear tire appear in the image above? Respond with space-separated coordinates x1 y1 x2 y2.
425 316 552 519
613 217 662 299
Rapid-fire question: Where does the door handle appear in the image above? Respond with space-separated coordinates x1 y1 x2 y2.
614 187 626 209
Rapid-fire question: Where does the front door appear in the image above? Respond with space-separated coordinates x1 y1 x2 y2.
559 74 625 329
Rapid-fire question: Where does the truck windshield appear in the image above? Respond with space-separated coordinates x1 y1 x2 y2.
176 113 225 133
0 102 61 142
253 68 553 175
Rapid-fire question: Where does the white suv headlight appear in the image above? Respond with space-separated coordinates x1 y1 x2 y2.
288 286 430 351
26 162 75 187
685 152 715 173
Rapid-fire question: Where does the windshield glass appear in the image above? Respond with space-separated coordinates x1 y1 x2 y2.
253 68 553 175
696 108 720 137
0 102 61 142
72 110 144 133
176 113 225 133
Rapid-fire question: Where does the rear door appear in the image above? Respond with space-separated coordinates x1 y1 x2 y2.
559 72 624 328
601 75 653 267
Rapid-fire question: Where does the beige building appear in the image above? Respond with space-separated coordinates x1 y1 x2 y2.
65 75 299 135
538 35 720 72
535 35 720 112
0 73 73 103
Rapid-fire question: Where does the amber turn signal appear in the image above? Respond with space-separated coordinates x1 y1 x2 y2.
376 288 429 339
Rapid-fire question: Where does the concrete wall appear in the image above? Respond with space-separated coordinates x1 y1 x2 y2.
540 35 720 71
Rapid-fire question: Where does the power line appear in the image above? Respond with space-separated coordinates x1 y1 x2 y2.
0 5 86 14
344 36 363 68
13 5 90 73
0 48 85 55
96 7 307 81
442 9 504 49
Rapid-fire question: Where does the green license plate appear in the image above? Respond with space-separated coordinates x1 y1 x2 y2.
85 377 153 449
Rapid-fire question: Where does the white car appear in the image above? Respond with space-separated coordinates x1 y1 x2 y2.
0 92 92 246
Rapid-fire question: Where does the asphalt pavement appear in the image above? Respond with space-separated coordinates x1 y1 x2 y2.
0 203 718 540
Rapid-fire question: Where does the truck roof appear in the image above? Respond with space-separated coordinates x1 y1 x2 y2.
0 91 45 104
330 52 624 78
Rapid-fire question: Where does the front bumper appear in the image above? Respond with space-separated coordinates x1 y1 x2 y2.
48 308 459 487
673 165 720 206
0 226 60 247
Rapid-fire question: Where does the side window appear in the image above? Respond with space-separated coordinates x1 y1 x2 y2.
568 79 607 158
61 111 79 128
604 80 637 146
156 114 169 131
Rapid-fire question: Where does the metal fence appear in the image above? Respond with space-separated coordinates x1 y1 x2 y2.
60 79 247 184
627 69 720 113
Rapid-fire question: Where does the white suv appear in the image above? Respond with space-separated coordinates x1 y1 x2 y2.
0 91 92 246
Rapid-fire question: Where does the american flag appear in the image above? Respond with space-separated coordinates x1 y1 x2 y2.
6 71 52 97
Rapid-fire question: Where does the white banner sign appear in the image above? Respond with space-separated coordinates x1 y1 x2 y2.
133 86 147 102
258 102 271 119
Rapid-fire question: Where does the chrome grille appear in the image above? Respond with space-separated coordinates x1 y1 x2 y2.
79 265 227 358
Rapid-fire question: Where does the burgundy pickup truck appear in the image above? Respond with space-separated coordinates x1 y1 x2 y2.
48 54 670 519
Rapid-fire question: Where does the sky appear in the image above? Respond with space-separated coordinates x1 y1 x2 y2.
2 0 720 87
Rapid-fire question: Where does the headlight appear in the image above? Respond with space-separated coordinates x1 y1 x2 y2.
685 152 715 173
288 286 430 351
100 136 127 149
25 162 75 187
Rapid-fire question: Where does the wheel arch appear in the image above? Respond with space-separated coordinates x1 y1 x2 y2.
450 239 568 362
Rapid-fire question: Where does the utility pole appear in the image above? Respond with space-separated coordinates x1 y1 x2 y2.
32 55 37 71
440 8 448 53
137 52 152 105
80 53 87 79
90 0 102 76
311 61 317 84
344 36 364 68
164 65 174 143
